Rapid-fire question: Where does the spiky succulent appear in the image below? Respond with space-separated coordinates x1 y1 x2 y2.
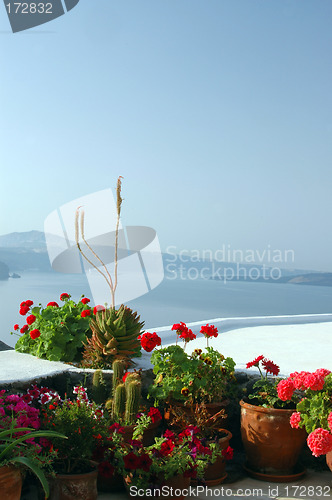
82 305 144 368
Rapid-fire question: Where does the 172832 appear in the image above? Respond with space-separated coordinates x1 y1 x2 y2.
6 3 53 14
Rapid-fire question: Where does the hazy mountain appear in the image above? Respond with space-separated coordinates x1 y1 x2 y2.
0 230 46 249
0 261 9 280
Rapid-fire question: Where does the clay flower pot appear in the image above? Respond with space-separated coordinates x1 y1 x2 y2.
0 466 22 500
326 450 332 471
204 429 232 485
240 400 307 481
49 467 98 500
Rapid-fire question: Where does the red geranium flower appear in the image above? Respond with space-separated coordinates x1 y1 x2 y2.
81 297 90 304
60 293 70 301
30 329 41 340
179 328 196 342
93 305 105 314
26 314 36 326
13 324 19 331
47 302 59 308
163 429 175 441
19 305 30 316
290 412 301 429
109 423 125 434
138 332 161 352
171 322 187 334
124 452 141 470
277 378 294 401
25 300 33 307
200 324 218 338
20 325 29 334
81 310 91 318
307 428 332 457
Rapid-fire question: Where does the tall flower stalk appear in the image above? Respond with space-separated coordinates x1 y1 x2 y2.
75 176 123 308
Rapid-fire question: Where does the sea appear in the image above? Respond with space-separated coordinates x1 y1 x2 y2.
1 271 332 348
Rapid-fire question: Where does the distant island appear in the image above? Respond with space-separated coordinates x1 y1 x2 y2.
1 230 332 288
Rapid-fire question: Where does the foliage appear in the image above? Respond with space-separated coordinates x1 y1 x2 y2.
41 386 109 474
81 305 144 368
13 294 94 362
149 345 236 404
245 355 300 409
110 416 219 490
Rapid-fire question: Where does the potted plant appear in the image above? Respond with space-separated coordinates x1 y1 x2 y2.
0 389 66 500
147 322 236 421
13 293 94 363
240 355 307 481
40 385 109 500
167 402 233 485
278 369 332 469
110 416 219 499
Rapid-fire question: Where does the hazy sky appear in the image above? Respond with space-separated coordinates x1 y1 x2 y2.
1 1 332 271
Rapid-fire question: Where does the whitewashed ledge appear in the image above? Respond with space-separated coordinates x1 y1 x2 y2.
0 314 332 386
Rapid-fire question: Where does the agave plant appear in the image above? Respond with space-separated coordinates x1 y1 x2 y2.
82 305 144 367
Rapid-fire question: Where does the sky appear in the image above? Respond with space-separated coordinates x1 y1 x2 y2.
0 0 332 271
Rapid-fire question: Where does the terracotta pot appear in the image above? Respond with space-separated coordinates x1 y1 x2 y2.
0 465 22 500
204 429 232 485
125 474 190 500
49 467 98 500
164 400 229 428
240 400 307 477
326 450 332 471
122 418 161 446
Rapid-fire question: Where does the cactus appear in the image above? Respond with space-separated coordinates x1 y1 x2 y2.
92 369 108 405
91 361 142 425
125 379 141 424
82 305 144 368
113 383 126 420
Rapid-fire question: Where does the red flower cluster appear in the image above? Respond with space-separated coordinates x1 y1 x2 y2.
81 310 91 318
109 422 125 434
93 305 105 314
123 452 152 471
26 314 36 326
30 329 41 340
20 325 29 334
81 297 90 304
282 369 330 397
160 439 175 456
19 300 32 316
290 412 301 429
328 412 332 432
98 461 114 478
200 324 218 338
277 379 295 401
172 322 196 343
13 324 19 331
147 407 162 423
307 428 332 457
47 302 59 308
60 293 70 301
138 332 161 352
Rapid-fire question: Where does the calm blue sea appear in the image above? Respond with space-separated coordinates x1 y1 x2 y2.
1 271 332 348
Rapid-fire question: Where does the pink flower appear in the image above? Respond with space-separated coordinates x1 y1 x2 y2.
307 428 332 457
328 412 332 432
314 368 331 379
81 297 90 304
290 412 302 429
277 379 295 401
303 373 325 391
290 371 310 390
